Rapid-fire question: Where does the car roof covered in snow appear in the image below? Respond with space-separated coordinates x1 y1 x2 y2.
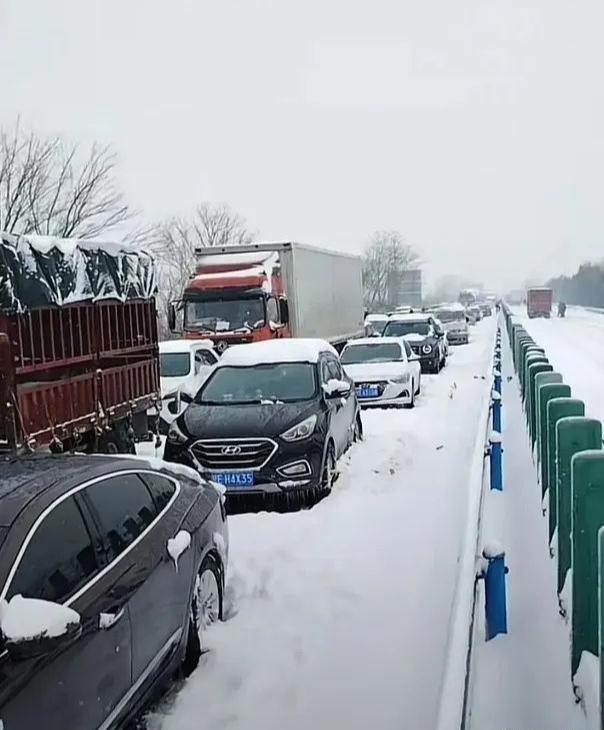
218 338 337 366
159 339 216 354
387 313 431 322
435 302 466 312
364 313 389 322
344 337 405 347
0 454 199 527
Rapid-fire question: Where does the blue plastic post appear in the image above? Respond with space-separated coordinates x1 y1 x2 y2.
489 431 503 490
494 368 502 395
492 391 502 432
483 546 508 640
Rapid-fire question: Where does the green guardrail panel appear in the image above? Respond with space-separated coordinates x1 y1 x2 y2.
571 450 604 675
527 362 552 447
599 527 604 715
513 328 528 367
521 347 544 394
534 372 563 461
539 384 571 495
558 416 599 594
547 399 586 543
517 339 535 379
523 353 548 410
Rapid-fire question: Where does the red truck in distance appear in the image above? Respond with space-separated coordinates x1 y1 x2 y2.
168 241 365 353
526 287 553 319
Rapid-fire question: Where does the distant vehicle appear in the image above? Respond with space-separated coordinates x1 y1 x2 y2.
467 305 483 324
0 233 159 456
364 313 389 336
0 454 228 730
169 242 364 353
434 304 470 345
527 288 553 318
459 288 478 307
382 314 447 373
340 337 421 408
157 339 219 432
478 301 492 317
163 339 363 510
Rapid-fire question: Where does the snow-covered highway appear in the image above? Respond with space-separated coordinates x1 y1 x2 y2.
142 318 496 730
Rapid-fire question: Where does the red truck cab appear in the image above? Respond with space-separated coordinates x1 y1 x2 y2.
526 288 553 318
170 247 290 353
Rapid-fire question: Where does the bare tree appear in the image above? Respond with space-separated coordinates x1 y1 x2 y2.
0 120 134 238
362 230 419 309
151 203 255 336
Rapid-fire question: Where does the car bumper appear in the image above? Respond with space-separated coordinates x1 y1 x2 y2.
356 383 412 406
446 332 469 344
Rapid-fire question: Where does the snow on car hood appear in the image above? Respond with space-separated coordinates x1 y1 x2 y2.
343 362 406 382
402 333 427 343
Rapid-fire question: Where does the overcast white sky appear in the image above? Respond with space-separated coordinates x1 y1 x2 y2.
1 0 603 290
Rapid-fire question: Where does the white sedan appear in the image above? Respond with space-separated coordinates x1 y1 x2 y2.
156 339 219 431
340 337 422 408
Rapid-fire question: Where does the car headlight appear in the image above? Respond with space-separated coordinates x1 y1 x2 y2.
281 415 317 442
390 372 411 384
422 344 433 354
167 419 188 444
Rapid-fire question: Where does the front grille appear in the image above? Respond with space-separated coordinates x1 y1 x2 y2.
409 345 421 354
190 438 277 470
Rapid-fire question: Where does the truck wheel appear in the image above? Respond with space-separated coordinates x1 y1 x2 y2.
98 422 135 454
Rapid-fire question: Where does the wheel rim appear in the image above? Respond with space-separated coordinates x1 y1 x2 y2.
195 568 220 632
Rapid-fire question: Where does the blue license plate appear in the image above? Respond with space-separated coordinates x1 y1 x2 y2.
356 386 379 399
210 472 255 488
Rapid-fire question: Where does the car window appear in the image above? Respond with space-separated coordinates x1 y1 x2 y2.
140 473 177 511
8 496 98 603
266 297 280 324
325 356 343 381
84 474 158 562
197 349 217 366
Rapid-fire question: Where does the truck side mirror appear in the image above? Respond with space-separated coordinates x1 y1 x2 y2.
279 298 289 325
167 302 181 333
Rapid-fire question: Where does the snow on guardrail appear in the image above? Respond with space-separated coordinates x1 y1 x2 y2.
435 330 496 730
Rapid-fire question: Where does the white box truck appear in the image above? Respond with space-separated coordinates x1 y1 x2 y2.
170 241 364 352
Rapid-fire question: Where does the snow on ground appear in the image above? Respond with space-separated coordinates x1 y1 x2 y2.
142 319 496 730
469 315 586 730
515 305 604 423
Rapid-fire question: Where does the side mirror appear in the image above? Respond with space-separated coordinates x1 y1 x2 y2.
167 303 177 332
279 298 289 325
1 595 81 661
323 379 352 399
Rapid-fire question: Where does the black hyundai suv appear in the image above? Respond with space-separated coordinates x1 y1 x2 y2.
163 339 362 511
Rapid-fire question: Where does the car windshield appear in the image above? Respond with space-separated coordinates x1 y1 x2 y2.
365 319 387 335
436 310 464 323
197 363 317 404
341 343 402 364
185 298 265 333
160 352 191 377
383 321 431 337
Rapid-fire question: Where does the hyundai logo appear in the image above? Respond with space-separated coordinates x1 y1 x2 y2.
221 445 242 456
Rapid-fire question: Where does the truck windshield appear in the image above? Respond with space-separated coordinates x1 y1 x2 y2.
436 310 464 323
197 363 317 404
383 321 430 337
341 343 402 364
185 298 265 333
160 352 191 378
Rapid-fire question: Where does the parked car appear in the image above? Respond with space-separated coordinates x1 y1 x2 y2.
155 339 220 433
478 301 492 317
382 314 447 373
340 337 421 408
364 313 388 336
163 339 362 510
467 305 482 324
434 304 469 345
0 454 228 730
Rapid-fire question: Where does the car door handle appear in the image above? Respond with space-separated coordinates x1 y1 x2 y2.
99 608 125 630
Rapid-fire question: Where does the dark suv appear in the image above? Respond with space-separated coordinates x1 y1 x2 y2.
163 339 362 510
382 315 447 373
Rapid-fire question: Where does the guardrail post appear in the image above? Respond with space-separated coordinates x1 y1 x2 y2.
527 361 552 447
483 543 508 640
538 384 571 495
492 390 502 432
489 430 503 491
546 399 586 545
557 415 597 596
534 372 563 460
571 451 604 676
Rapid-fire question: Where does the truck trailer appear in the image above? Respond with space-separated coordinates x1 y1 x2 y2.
169 241 364 352
526 287 553 318
0 233 160 456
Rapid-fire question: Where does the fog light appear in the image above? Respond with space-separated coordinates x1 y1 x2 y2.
278 460 312 477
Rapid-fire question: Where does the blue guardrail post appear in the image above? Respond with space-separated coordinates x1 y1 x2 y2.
483 544 508 640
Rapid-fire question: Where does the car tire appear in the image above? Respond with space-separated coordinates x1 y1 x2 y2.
415 377 421 396
405 388 415 409
353 413 364 443
319 442 337 496
183 554 223 677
